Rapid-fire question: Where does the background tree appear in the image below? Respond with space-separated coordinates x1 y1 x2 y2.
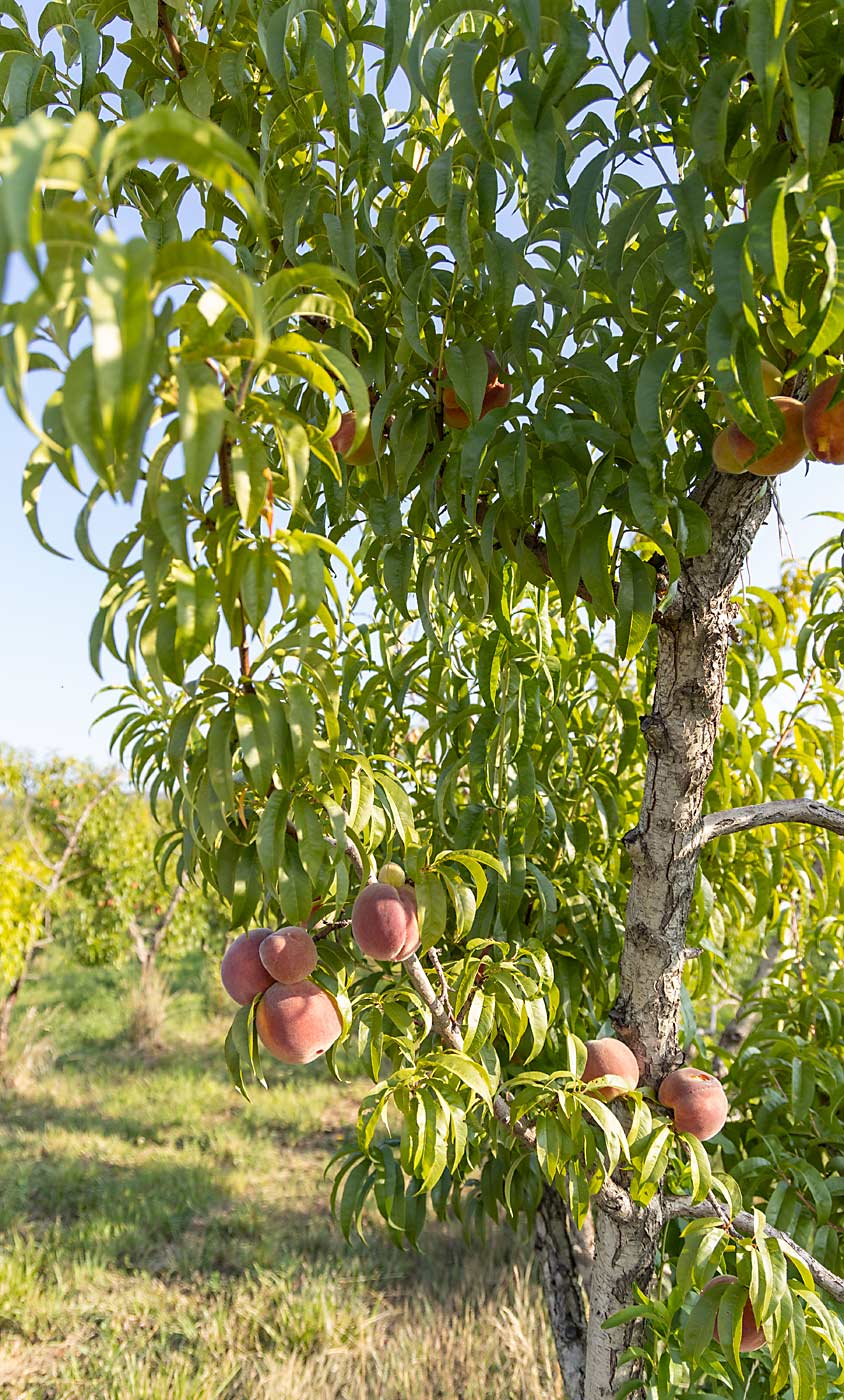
5 0 844 1393
0 750 227 1055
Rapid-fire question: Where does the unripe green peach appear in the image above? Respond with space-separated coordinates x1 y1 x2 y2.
258 926 318 984
583 1037 641 1101
658 1066 728 1141
377 861 406 888
760 358 781 396
221 928 275 1005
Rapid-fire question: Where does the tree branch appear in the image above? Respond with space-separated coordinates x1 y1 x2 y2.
663 1195 844 1304
285 816 365 881
700 798 844 844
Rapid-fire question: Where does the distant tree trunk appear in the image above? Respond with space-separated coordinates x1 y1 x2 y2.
129 882 186 976
0 776 119 1062
0 933 40 1060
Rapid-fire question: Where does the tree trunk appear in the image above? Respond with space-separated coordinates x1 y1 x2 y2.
535 1187 591 1400
541 472 774 1399
0 934 40 1061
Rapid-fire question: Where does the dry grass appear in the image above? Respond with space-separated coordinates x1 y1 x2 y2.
127 963 171 1051
0 952 562 1400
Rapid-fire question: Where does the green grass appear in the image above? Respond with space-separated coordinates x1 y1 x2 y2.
0 950 561 1399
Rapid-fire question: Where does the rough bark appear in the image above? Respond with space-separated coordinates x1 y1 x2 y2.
580 471 773 1400
535 1188 590 1400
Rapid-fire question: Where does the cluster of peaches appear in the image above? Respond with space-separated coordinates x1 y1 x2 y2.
329 349 511 465
714 366 844 477
585 1036 765 1352
219 865 420 1065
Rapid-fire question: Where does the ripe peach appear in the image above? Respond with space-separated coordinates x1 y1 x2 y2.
220 928 275 1005
256 981 342 1064
724 397 806 477
258 926 318 984
658 1066 728 1141
804 373 844 463
330 411 376 466
712 428 746 474
702 1275 765 1352
438 348 510 429
352 882 417 960
395 886 420 959
582 1037 640 1101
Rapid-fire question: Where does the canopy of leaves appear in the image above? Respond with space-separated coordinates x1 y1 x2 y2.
3 0 844 1391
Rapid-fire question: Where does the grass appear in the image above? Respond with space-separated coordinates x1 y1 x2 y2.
0 949 562 1399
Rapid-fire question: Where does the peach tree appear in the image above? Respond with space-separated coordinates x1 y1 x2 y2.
4 0 844 1392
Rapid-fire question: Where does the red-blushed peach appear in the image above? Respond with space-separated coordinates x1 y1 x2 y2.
330 411 376 466
481 379 512 415
583 1037 641 1101
256 981 342 1064
804 373 844 464
702 1275 765 1352
658 1066 729 1141
220 928 275 1005
724 397 806 477
395 886 420 959
712 427 746 474
258 926 318 984
352 882 416 960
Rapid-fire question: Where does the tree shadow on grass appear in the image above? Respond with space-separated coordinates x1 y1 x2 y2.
0 1139 527 1312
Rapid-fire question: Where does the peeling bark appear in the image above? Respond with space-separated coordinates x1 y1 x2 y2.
579 471 773 1400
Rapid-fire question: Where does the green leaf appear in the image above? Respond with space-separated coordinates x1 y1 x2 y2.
449 39 494 158
178 362 225 500
616 551 654 660
102 107 266 235
810 211 844 356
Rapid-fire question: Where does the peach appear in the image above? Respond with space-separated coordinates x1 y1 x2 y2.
258 926 318 984
724 397 805 477
256 981 342 1064
658 1066 728 1141
761 359 781 396
352 881 417 960
377 862 406 888
220 928 275 1005
804 373 844 463
582 1037 640 1101
395 886 420 959
702 1275 765 1352
712 428 746 474
330 410 376 466
438 348 510 429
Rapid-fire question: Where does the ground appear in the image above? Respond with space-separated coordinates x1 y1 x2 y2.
0 951 560 1400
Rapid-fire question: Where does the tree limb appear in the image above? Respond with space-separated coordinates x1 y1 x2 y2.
285 816 365 881
700 798 844 844
663 1195 844 1304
